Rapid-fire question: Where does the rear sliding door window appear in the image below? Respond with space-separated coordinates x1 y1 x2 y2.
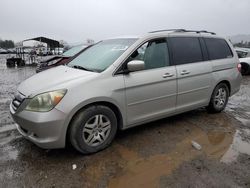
169 37 203 65
204 38 233 60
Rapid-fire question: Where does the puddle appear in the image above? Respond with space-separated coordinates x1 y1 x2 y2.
221 129 250 163
75 121 236 188
107 124 234 188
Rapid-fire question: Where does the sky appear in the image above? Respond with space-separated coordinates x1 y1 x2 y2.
0 0 250 44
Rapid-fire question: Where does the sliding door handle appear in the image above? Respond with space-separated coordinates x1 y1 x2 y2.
180 70 190 75
163 73 174 78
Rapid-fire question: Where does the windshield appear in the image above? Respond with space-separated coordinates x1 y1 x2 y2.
63 45 87 57
68 38 137 72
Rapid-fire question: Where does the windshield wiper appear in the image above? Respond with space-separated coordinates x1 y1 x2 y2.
70 65 93 72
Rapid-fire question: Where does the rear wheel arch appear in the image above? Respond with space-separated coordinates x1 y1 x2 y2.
217 80 231 96
207 81 230 113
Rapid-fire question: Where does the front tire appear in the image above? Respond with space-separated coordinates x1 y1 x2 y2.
207 83 229 113
69 105 117 154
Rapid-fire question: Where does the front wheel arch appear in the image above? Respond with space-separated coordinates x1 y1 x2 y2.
68 105 118 154
65 101 123 147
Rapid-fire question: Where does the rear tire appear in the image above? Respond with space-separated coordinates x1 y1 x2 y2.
69 105 117 154
241 63 250 75
207 83 229 113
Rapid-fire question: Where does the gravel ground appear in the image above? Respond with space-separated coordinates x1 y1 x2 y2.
0 54 250 188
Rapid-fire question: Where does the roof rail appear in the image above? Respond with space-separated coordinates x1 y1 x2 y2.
183 30 216 35
149 29 185 33
149 29 216 35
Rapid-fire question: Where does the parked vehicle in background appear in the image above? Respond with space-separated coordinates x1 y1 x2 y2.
10 29 241 154
36 45 88 73
6 48 16 54
235 47 250 58
0 48 16 54
235 47 250 75
0 48 7 54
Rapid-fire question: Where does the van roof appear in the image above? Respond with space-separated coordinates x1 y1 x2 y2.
104 29 220 41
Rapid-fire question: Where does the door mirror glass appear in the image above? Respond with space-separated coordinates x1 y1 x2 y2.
127 60 145 72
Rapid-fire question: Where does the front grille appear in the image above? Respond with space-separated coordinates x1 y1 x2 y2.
11 92 25 111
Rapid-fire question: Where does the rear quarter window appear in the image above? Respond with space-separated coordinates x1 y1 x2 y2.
204 38 233 60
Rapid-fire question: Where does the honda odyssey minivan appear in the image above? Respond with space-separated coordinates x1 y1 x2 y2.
10 29 242 154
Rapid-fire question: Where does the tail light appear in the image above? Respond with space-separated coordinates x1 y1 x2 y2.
237 63 241 72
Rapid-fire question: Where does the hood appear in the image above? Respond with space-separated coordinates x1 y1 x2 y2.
18 65 97 97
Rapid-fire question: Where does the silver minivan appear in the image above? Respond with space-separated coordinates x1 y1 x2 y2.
10 29 242 154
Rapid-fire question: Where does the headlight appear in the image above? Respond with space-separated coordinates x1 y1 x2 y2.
25 89 67 112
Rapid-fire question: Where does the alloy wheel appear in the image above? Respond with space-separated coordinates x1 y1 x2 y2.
82 114 111 147
214 87 227 108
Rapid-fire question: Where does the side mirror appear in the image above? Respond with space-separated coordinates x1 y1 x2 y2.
127 60 145 72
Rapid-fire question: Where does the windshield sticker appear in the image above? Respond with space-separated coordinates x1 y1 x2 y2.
111 45 128 51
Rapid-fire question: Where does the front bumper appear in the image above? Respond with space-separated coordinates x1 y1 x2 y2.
10 103 68 149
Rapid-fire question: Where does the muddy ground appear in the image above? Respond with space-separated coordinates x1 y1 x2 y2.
0 54 250 188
